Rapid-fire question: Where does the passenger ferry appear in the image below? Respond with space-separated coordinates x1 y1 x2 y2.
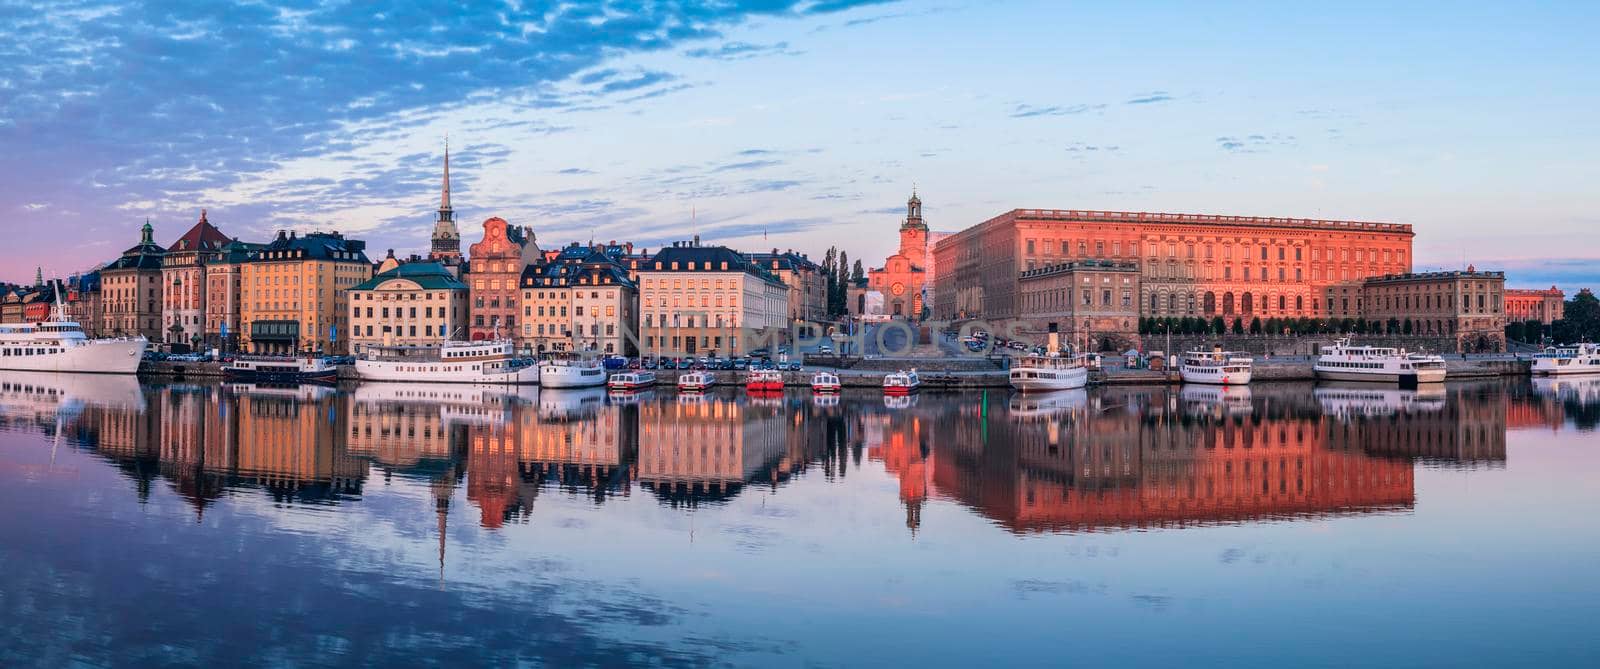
354 339 539 384
1009 354 1088 392
677 370 716 392
221 355 338 383
810 371 842 393
746 368 785 393
539 352 607 388
1178 347 1254 385
1314 338 1447 386
607 370 656 391
0 293 146 374
1532 343 1600 376
883 369 921 395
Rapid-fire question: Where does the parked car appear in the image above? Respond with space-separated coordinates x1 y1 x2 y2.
733 358 750 370
604 355 629 370
818 343 833 354
786 361 803 371
628 358 642 369
677 358 693 370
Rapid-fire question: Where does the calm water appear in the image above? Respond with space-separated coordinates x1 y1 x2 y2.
2 373 1598 667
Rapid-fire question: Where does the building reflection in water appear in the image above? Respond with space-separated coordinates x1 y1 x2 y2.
7 372 1580 540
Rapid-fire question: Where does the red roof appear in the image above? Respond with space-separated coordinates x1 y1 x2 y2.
167 209 231 253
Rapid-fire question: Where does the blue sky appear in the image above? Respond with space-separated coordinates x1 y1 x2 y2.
2 0 1596 291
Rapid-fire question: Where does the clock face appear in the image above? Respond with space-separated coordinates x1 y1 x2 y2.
891 282 906 296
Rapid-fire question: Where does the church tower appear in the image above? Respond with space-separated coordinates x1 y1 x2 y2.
899 188 928 268
430 141 463 263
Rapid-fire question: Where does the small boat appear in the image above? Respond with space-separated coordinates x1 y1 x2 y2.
883 369 920 395
810 371 841 393
678 370 716 392
607 370 656 391
1532 343 1600 376
539 352 607 388
221 355 337 383
1177 347 1254 385
746 368 785 392
354 339 538 384
1314 338 1447 386
1009 354 1087 392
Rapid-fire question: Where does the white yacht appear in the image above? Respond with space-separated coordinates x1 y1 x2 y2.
1314 338 1447 385
607 370 656 391
1009 354 1088 392
355 339 538 384
539 352 607 388
883 369 921 395
222 355 338 383
1178 348 1253 385
1532 343 1600 376
0 292 146 374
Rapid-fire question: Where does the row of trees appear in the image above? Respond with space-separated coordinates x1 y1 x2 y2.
817 247 865 319
1505 290 1600 344
1138 316 1431 337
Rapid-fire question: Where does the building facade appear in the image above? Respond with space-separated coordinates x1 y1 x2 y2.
466 217 539 341
636 242 790 357
161 210 232 348
63 273 102 337
100 221 167 340
1504 286 1565 325
346 261 469 354
517 247 638 355
206 240 260 351
240 231 372 355
932 209 1413 324
750 250 827 327
867 191 931 320
1360 268 1506 352
1017 260 1142 351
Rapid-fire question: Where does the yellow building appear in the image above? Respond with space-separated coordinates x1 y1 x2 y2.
636 241 790 358
240 230 371 355
346 261 469 354
517 245 638 355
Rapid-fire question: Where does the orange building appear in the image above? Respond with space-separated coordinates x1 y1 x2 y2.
932 209 1413 323
866 191 931 319
466 216 539 340
1504 286 1565 324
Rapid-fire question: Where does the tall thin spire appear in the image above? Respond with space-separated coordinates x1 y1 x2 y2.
430 137 462 262
440 137 453 217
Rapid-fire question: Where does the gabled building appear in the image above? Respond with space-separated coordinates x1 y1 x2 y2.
517 245 638 355
347 261 470 354
62 273 102 337
101 221 167 339
161 209 232 348
636 240 789 357
466 217 539 340
240 230 371 355
867 190 931 320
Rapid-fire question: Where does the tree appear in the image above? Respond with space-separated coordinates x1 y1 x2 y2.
1249 317 1262 335
1211 316 1226 335
1402 318 1414 335
1504 321 1525 344
850 259 865 284
1387 317 1400 335
1231 318 1245 335
834 250 850 317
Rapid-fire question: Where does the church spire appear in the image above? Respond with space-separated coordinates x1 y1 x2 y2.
903 187 926 230
439 138 454 220
430 138 463 263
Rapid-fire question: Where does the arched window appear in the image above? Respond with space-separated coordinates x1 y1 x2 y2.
1222 292 1235 315
1204 292 1217 315
1242 292 1254 314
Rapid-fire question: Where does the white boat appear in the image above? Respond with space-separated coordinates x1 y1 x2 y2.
883 369 921 395
1532 343 1600 376
608 370 656 391
1178 347 1253 385
1314 338 1447 386
0 291 146 374
678 370 716 392
354 339 538 384
222 355 338 383
811 371 842 393
1008 354 1088 392
539 352 607 388
746 368 785 393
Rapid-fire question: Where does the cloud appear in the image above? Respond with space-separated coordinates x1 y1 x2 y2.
1216 133 1296 152
1125 91 1174 105
711 160 784 173
684 41 798 61
1010 103 1105 118
557 168 596 176
1064 143 1119 153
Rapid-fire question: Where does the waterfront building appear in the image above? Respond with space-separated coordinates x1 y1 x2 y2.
932 209 1413 323
100 221 167 340
62 273 103 337
0 286 21 323
635 240 789 357
346 261 469 354
1017 259 1143 352
21 289 51 322
1505 286 1565 325
160 210 232 348
428 145 464 277
750 250 827 326
206 240 261 352
517 245 638 355
239 230 372 355
866 191 932 320
466 216 539 341
1360 267 1506 352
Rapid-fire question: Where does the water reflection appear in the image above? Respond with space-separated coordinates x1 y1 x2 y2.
0 373 1565 534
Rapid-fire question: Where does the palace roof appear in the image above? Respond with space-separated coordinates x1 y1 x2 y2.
351 261 466 292
166 210 231 254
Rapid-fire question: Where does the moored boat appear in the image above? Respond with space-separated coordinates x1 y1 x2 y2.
608 370 656 391
810 371 841 393
1008 354 1087 392
746 368 785 393
883 369 921 395
1532 343 1600 376
221 355 338 383
539 352 608 388
1314 338 1446 386
0 291 146 374
1178 347 1253 385
678 370 716 392
354 339 538 384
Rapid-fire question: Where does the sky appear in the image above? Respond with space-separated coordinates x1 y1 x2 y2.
2 0 1597 291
